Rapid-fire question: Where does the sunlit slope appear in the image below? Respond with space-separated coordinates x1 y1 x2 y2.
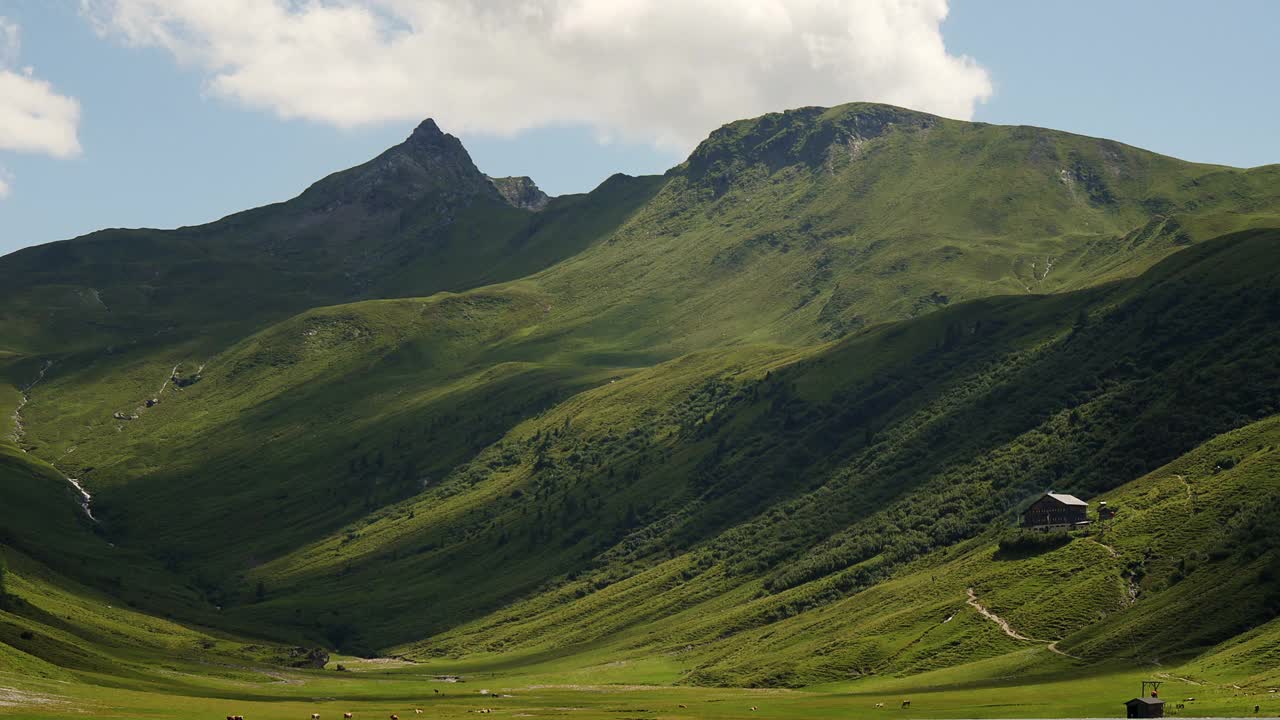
5 103 1279 358
401 413 1280 689
0 121 662 355
523 104 1280 349
144 228 1275 653
2 102 1279 673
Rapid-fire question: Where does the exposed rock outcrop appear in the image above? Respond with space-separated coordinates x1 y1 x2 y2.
488 176 551 211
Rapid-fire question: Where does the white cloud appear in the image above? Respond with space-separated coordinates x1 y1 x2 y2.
0 70 83 158
0 16 82 200
82 0 991 150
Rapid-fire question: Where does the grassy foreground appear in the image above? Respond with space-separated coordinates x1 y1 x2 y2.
2 650 1278 719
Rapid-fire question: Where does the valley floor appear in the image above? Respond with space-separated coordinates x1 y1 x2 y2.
2 649 1279 719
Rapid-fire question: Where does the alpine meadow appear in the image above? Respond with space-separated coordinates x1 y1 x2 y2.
2 102 1280 719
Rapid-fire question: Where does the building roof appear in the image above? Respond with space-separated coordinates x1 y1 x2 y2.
1126 697 1166 705
1045 492 1088 506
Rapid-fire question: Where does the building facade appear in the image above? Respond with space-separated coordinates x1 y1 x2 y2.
1022 492 1089 531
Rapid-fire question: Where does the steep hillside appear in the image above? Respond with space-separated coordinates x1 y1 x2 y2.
524 104 1280 350
2 102 1278 702
0 120 662 355
20 228 1273 659
303 229 1273 658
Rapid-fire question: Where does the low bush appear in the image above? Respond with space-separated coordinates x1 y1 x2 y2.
995 529 1072 558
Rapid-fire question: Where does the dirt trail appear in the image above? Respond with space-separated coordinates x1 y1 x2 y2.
1155 672 1203 687
156 363 182 397
1175 474 1193 502
966 588 1081 659
153 360 207 403
1045 641 1078 659
1089 537 1119 557
966 588 1036 641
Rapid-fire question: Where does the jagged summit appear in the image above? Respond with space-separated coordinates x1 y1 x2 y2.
399 117 472 161
409 117 444 139
299 117 497 211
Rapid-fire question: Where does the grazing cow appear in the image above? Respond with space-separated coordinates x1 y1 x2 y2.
416 711 424 715
901 700 911 709
391 715 399 720
750 706 758 712
875 703 885 708
344 714 354 719
313 714 321 719
678 704 687 709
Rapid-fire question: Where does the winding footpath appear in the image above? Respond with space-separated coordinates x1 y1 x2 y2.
966 588 1080 659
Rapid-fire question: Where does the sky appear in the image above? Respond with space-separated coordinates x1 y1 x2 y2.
1 1 1278 256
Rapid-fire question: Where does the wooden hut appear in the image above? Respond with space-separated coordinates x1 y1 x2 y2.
1125 697 1165 718
1022 492 1089 531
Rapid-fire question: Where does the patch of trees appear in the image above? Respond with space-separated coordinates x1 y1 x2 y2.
678 259 1280 601
995 529 1072 559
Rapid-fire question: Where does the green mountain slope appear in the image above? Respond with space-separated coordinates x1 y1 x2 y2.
0 120 662 355
522 104 1280 350
301 229 1273 658
1 102 1278 703
22 227 1274 660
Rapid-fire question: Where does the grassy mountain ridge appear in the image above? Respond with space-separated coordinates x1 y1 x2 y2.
520 104 1280 352
1 102 1279 711
0 121 662 356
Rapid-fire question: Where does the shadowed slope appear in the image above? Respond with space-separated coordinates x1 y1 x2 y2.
2 104 1278 678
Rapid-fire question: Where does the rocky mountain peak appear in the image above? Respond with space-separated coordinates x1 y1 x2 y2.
299 117 498 212
680 102 937 194
409 117 444 140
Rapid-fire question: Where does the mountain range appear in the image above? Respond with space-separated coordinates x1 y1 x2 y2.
2 103 1279 716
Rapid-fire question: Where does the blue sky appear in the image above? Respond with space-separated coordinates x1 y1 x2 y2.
1 1 1278 256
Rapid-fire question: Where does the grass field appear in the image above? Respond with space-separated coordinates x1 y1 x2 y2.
3 648 1279 719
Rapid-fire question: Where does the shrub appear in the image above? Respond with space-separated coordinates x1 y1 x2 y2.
995 529 1072 558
